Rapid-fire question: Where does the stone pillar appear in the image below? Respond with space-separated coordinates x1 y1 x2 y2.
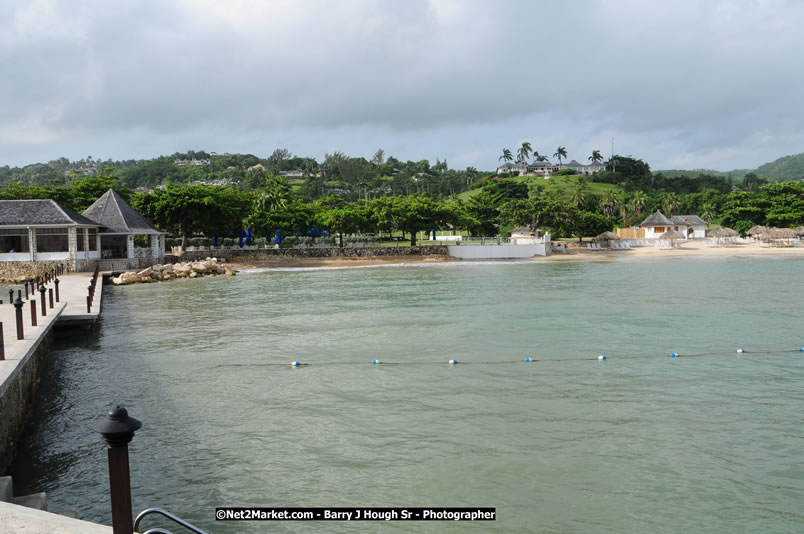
83 228 90 256
150 234 160 259
28 227 36 262
126 235 135 259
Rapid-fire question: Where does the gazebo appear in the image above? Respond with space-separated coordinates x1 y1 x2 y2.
82 189 166 268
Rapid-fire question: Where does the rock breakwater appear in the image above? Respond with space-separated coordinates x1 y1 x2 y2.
110 258 236 285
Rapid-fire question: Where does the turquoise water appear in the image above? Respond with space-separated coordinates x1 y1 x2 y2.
12 257 804 533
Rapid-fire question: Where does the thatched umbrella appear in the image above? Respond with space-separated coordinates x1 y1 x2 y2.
707 227 738 238
659 229 685 248
746 225 767 236
773 228 797 239
794 226 804 237
595 231 620 241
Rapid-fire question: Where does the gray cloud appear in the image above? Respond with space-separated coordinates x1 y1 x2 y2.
1 0 803 170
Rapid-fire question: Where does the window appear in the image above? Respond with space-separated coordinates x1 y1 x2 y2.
0 229 29 253
654 226 665 233
36 227 69 252
88 228 97 251
77 228 85 251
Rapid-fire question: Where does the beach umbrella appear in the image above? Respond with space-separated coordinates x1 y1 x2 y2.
432 228 436 240
238 228 244 248
246 227 252 245
746 225 766 236
275 228 282 245
659 230 685 240
794 226 804 237
213 232 219 248
707 227 738 238
773 228 797 239
595 231 620 241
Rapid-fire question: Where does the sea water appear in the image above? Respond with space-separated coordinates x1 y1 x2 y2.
12 257 804 533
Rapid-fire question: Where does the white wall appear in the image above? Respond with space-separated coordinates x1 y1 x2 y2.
446 243 547 259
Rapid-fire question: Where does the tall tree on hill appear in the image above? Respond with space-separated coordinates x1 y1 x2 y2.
554 146 568 166
499 148 513 164
517 142 533 163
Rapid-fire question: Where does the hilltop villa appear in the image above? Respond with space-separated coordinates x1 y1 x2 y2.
496 159 605 177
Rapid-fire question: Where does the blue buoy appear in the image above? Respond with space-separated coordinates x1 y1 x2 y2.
736 349 745 353
449 359 458 365
291 361 302 366
371 359 380 364
598 355 607 360
670 352 678 358
524 357 533 362
797 347 803 352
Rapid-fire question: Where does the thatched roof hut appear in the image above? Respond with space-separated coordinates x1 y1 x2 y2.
707 227 738 238
771 228 797 239
794 226 804 237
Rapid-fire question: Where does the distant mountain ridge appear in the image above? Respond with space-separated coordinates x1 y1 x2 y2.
657 152 804 182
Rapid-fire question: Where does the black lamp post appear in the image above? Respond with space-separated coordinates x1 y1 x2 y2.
93 406 142 534
38 285 46 317
54 278 60 302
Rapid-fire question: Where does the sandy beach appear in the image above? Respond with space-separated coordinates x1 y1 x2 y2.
225 240 804 269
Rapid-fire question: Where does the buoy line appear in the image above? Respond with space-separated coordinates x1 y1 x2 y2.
212 347 803 369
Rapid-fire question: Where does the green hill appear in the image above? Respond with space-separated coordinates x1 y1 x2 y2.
456 175 621 202
658 152 804 182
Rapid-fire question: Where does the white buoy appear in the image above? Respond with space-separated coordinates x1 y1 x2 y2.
371 359 380 364
736 349 745 353
524 357 533 362
670 352 678 358
598 355 607 360
449 359 458 365
291 361 302 366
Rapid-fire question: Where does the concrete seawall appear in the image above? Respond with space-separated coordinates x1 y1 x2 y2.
0 304 63 474
171 245 450 264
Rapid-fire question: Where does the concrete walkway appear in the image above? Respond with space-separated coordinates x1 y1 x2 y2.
0 501 113 533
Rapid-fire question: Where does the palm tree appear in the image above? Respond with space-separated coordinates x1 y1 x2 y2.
517 142 533 163
255 174 291 212
630 190 647 218
499 148 513 163
589 149 603 164
465 166 478 185
553 146 568 166
599 194 616 217
535 154 549 162
571 184 587 210
701 202 717 223
663 193 680 216
616 193 630 224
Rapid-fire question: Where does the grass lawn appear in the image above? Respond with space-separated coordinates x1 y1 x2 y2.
456 175 622 202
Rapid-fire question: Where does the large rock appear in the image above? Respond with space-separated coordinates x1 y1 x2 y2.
191 262 208 274
173 264 192 277
136 267 153 277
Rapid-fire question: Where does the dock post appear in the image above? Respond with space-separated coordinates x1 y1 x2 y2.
0 322 4 360
49 288 54 309
31 300 37 327
8 289 13 305
88 285 94 305
24 281 29 299
55 278 60 302
87 295 91 313
93 406 142 534
13 297 24 340
39 285 46 317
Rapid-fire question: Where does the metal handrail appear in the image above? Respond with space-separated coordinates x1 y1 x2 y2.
134 507 208 534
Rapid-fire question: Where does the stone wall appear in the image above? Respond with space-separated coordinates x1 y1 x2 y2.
169 246 449 263
0 261 71 284
0 329 54 474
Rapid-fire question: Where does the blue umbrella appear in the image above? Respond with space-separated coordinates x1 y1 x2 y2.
238 228 244 248
246 227 252 245
275 229 282 244
432 228 436 240
213 232 219 248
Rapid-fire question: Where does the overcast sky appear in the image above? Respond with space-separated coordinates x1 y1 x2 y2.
2 0 803 171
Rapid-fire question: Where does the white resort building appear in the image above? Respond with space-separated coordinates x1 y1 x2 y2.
639 211 709 239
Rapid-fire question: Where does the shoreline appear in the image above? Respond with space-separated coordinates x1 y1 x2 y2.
225 241 804 269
